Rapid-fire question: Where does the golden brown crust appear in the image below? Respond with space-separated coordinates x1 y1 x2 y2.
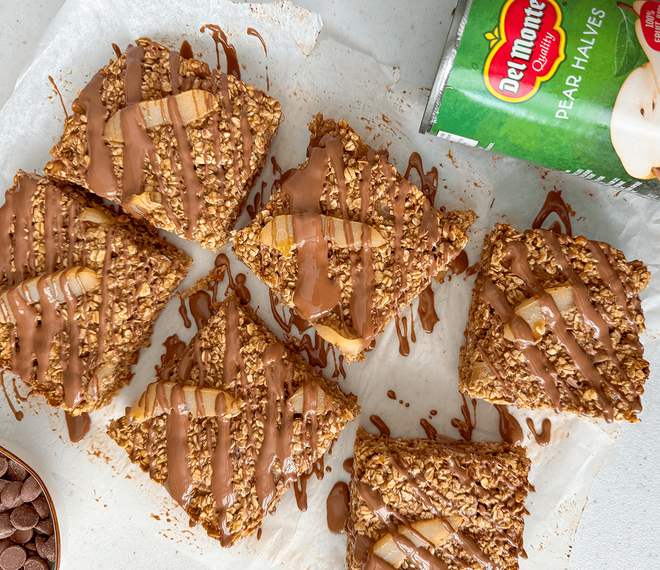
107 299 359 547
46 37 281 250
459 224 650 422
0 173 190 412
347 429 530 569
232 116 475 360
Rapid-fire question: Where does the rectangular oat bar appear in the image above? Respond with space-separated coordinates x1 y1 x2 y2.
232 115 475 361
347 429 531 569
46 37 281 250
107 297 359 546
0 172 190 413
459 223 650 422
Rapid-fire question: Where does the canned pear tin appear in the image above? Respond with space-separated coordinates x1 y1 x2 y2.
422 0 660 196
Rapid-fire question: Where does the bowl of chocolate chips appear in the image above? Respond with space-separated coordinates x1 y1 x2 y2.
0 447 59 570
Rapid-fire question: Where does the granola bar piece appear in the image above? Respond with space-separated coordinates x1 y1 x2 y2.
107 297 359 547
0 173 190 413
232 115 475 360
459 224 650 422
46 37 282 250
347 429 530 569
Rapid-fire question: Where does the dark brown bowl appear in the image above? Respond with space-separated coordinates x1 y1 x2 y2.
0 444 60 569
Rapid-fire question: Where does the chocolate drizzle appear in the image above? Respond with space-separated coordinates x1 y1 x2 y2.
283 143 341 320
48 75 69 119
165 384 192 506
481 278 563 410
255 343 295 513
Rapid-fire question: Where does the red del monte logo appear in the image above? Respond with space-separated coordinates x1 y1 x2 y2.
483 0 566 103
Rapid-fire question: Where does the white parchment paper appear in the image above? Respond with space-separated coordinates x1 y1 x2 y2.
0 1 658 569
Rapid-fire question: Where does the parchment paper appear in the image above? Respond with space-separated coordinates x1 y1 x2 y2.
0 1 658 569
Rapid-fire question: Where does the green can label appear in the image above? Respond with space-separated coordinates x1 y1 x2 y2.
423 0 660 193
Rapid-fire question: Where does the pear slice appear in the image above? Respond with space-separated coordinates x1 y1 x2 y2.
287 383 331 415
0 267 99 324
611 64 660 179
260 214 386 257
634 1 660 90
313 323 365 358
79 207 115 225
104 89 218 143
372 516 463 568
502 285 574 342
124 191 165 218
126 381 240 422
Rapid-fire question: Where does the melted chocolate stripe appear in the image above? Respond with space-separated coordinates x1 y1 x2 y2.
356 481 448 570
481 278 563 409
385 452 492 568
506 241 617 421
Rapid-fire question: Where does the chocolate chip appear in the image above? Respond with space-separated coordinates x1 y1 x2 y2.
24 557 49 570
0 459 7 479
0 545 26 570
0 539 8 554
19 478 42 504
9 528 32 545
24 542 36 552
9 505 38 531
0 515 13 540
30 497 49 520
33 518 52 536
5 462 26 483
34 535 55 562
0 483 22 510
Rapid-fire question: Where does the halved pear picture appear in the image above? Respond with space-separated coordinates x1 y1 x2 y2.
611 4 660 180
611 63 660 180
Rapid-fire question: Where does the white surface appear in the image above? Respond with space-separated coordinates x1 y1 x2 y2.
0 1 657 569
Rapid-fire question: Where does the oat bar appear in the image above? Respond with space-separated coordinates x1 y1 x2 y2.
347 429 531 569
0 172 190 413
46 37 281 250
107 297 359 547
232 115 475 360
459 224 650 422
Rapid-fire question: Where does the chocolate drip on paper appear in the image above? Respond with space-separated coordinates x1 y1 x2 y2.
526 417 552 446
201 24 241 78
531 190 573 236
48 75 69 119
65 411 91 443
247 27 270 90
494 405 523 445
369 415 391 438
326 481 350 533
450 394 477 442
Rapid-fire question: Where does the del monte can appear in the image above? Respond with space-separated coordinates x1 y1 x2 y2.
421 0 660 196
